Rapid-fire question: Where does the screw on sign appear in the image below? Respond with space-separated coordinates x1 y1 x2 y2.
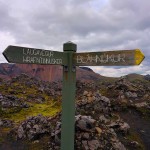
3 42 145 150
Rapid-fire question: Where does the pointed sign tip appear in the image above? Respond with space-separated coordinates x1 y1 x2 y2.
135 49 145 65
3 46 11 63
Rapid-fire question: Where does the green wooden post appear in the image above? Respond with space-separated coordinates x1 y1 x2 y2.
61 42 77 150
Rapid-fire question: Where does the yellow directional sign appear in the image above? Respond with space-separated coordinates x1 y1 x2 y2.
135 49 145 65
73 49 145 66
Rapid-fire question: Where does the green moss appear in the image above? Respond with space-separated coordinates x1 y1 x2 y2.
99 88 108 96
0 80 62 123
3 101 61 123
99 87 119 98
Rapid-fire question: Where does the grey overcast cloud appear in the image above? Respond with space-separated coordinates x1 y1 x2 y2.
0 0 149 77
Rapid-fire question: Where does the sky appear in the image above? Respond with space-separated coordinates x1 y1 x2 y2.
0 0 150 77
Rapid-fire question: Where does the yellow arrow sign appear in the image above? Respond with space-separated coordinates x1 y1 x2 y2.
73 49 145 66
135 49 145 65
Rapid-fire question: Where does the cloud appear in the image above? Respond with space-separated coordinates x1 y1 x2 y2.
91 64 149 77
0 31 16 63
0 0 149 76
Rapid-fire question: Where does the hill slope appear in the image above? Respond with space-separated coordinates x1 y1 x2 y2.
0 63 101 82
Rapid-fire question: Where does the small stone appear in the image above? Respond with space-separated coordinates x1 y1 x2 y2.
140 130 145 133
125 91 137 98
26 123 31 129
113 141 126 150
99 115 109 123
119 122 130 134
88 97 94 103
88 140 100 149
33 140 39 143
87 91 92 97
120 99 128 104
130 141 140 147
17 126 24 139
95 127 102 135
83 91 88 96
33 124 41 132
82 140 89 150
82 133 90 140
101 96 110 104
135 102 147 108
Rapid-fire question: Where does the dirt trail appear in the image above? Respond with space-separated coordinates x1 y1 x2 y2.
119 109 150 150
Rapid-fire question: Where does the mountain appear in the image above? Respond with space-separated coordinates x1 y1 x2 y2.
144 74 150 81
123 73 145 81
0 63 100 82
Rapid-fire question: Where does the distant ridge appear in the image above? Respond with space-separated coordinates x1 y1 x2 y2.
79 67 93 72
0 63 101 82
144 74 150 81
0 63 148 83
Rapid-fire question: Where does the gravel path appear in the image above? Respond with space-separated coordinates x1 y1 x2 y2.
119 109 150 150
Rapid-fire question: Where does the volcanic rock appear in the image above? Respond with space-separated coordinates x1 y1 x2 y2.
0 94 28 109
0 119 13 127
14 114 51 140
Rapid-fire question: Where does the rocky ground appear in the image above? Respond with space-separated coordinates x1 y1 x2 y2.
0 74 149 150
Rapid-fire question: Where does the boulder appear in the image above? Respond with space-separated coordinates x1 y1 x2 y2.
0 119 13 127
88 140 100 149
119 122 130 134
108 121 130 135
135 102 148 108
125 91 137 98
76 115 96 132
15 114 51 140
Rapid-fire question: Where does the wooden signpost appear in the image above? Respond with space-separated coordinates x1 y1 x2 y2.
3 42 145 150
